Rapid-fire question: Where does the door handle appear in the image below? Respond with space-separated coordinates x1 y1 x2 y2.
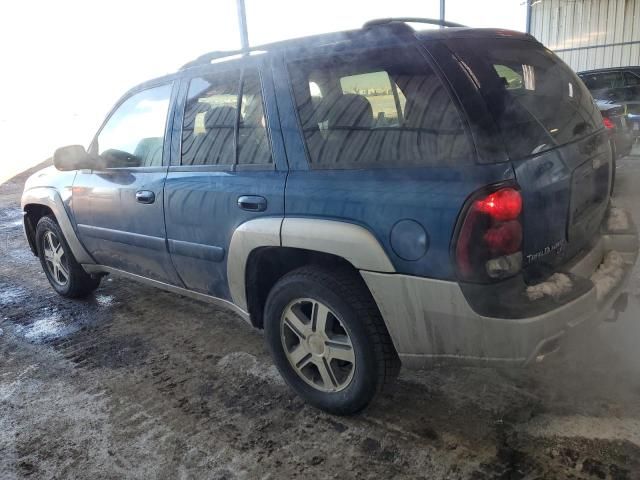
136 190 156 204
237 195 267 212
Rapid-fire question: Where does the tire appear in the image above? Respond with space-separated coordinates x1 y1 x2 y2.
264 265 400 415
35 215 100 298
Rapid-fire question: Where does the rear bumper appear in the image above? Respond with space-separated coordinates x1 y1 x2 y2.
362 207 638 369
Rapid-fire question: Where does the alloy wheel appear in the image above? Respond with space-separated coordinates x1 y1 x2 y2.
42 230 70 286
280 298 356 392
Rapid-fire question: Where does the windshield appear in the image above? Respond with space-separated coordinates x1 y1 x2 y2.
450 38 603 160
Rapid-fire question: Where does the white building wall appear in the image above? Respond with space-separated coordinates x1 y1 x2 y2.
530 0 640 71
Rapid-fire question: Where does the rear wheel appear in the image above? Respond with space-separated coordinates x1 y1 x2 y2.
264 265 400 415
36 215 100 298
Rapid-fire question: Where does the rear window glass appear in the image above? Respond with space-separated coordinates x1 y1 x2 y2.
288 47 473 169
451 39 602 160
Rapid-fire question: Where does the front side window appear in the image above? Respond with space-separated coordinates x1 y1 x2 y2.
96 84 172 168
288 47 472 169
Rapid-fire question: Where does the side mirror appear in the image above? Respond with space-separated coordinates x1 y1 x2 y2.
53 145 95 171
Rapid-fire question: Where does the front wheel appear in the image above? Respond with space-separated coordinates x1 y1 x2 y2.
264 265 400 415
35 215 100 298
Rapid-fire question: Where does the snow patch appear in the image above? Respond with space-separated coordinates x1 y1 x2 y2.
590 250 625 301
95 294 114 307
217 352 285 386
16 313 79 342
526 273 573 301
0 286 26 305
0 207 22 222
607 207 629 232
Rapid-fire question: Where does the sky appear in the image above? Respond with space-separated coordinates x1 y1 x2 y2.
0 0 526 183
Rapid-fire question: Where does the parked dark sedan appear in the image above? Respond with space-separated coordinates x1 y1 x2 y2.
579 67 640 103
597 100 634 159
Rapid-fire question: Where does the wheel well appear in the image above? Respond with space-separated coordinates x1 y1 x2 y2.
245 247 359 329
23 204 54 255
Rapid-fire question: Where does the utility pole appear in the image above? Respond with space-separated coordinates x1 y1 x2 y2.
237 0 250 51
439 0 445 28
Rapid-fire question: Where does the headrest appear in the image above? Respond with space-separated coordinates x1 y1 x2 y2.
326 94 373 128
205 106 236 127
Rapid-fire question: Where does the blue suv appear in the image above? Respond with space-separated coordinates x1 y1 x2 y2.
21 19 639 414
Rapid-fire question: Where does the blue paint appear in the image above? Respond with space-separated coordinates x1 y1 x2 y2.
30 25 610 301
390 219 429 261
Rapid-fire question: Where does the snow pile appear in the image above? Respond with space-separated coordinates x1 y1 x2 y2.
526 273 573 301
607 207 629 232
590 250 625 301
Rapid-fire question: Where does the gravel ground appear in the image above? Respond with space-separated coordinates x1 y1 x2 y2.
1 157 640 479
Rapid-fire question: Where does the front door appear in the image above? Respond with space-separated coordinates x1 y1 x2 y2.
72 82 181 284
163 65 287 300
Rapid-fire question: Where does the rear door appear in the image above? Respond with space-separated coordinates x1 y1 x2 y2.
73 82 181 284
163 63 287 299
449 38 610 270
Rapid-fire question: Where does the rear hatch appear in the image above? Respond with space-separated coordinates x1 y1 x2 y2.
448 37 610 273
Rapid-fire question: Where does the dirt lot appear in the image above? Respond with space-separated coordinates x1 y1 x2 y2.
2 157 640 479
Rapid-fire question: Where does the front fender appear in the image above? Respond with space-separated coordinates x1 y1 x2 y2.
21 186 94 265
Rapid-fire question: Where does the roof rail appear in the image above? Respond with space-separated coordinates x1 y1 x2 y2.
179 39 287 70
180 18 468 70
363 17 468 29
180 49 248 70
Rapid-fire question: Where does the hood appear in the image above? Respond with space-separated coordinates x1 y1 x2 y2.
23 163 77 192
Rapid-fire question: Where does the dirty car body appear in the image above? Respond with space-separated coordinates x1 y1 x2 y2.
21 20 639 413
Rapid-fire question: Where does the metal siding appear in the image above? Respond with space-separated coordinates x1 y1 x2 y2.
531 0 640 71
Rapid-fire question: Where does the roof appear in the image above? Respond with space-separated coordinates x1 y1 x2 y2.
129 19 538 92
179 19 537 71
578 66 640 75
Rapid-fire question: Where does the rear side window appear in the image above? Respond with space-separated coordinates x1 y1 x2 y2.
451 39 602 159
181 71 240 166
238 71 272 165
288 47 473 169
181 69 272 166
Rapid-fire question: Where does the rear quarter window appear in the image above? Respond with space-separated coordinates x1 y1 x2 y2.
450 39 602 160
287 46 474 169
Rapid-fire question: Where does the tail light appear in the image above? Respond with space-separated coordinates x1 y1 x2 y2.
454 186 523 282
602 117 615 130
